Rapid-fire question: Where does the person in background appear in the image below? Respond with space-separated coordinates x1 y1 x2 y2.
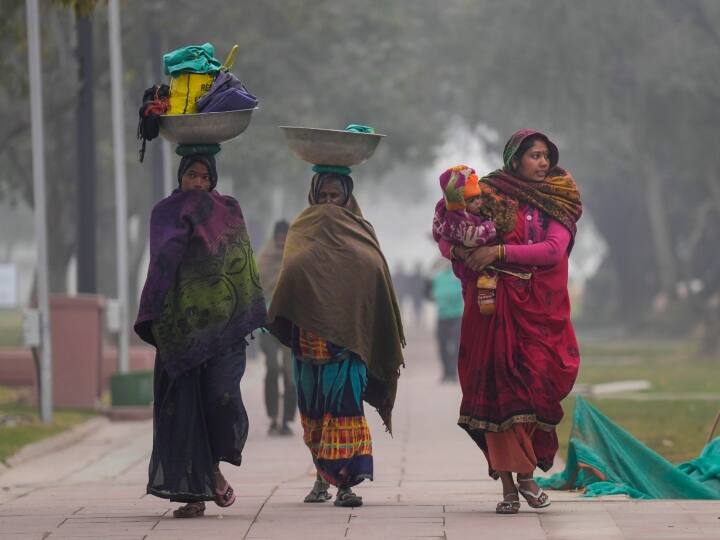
409 262 427 328
429 258 464 382
257 220 296 436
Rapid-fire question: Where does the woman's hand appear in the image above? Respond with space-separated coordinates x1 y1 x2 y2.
463 245 498 272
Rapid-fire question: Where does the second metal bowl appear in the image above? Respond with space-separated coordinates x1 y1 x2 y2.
279 126 385 167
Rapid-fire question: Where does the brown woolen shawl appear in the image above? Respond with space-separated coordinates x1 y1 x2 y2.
266 199 406 432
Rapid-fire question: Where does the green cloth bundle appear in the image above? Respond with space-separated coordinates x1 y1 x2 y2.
163 43 222 77
345 124 375 134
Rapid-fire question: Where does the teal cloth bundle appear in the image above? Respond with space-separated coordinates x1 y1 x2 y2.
163 43 222 77
538 396 720 499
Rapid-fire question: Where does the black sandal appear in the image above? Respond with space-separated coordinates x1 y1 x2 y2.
495 492 520 514
173 501 206 518
334 487 363 507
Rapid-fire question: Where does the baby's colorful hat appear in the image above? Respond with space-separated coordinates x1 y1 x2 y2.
463 173 482 200
439 165 477 210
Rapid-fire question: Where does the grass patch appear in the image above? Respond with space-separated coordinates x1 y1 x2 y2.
0 309 23 347
554 340 720 463
0 386 96 463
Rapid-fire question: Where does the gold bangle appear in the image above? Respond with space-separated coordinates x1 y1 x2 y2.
497 244 505 262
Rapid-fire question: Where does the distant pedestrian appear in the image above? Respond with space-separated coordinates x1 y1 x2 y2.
429 259 463 382
435 129 582 514
267 169 405 507
257 220 296 436
135 152 266 518
408 262 427 327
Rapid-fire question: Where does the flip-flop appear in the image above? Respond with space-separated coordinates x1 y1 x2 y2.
517 479 551 509
495 493 520 514
334 488 363 507
173 501 205 518
214 484 236 508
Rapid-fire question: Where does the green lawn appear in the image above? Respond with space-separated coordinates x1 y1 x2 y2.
0 386 96 463
0 309 23 348
555 340 720 464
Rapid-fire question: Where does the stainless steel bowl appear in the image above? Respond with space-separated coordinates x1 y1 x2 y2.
279 126 385 166
158 108 257 144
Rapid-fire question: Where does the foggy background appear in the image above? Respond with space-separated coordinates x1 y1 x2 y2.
1 0 719 351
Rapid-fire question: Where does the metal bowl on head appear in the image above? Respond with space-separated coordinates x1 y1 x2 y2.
158 108 257 145
279 126 385 167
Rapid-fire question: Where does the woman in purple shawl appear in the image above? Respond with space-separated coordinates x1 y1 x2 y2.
135 153 266 518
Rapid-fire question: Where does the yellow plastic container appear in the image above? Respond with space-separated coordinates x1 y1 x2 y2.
167 72 214 115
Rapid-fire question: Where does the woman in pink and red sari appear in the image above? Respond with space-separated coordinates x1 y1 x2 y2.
437 129 583 514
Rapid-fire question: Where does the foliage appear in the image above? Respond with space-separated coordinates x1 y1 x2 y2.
1 0 719 341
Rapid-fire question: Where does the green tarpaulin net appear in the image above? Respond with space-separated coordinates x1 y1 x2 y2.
537 396 720 499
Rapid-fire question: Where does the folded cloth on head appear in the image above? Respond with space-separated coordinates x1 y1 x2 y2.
345 124 375 134
196 71 258 113
163 43 222 76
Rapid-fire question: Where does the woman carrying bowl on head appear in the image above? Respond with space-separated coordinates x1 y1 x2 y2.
135 150 266 518
267 165 405 508
436 129 582 514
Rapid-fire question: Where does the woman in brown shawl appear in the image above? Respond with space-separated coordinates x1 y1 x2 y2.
267 169 405 507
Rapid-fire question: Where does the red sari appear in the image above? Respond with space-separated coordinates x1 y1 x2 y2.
457 205 580 474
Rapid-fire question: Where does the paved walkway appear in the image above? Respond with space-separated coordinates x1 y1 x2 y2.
1 329 718 539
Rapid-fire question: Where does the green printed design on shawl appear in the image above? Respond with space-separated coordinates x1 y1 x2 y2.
152 232 264 370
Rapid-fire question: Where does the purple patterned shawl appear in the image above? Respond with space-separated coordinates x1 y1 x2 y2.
135 189 266 378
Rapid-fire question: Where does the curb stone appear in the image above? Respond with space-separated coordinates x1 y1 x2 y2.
3 416 108 469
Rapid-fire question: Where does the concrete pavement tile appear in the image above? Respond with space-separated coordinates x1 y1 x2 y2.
445 517 547 540
546 536 623 540
0 516 65 533
676 501 720 511
541 523 624 537
346 523 445 537
145 534 242 540
51 531 152 538
245 522 349 538
613 524 705 539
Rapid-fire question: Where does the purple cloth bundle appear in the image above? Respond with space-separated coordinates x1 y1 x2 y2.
196 71 258 113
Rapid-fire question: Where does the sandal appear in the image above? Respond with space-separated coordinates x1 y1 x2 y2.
304 476 332 503
214 484 236 508
495 492 520 514
517 478 551 508
213 467 236 508
173 501 205 518
334 487 363 507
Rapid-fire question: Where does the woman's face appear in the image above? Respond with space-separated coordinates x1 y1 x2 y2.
316 179 345 205
515 140 550 182
181 162 211 191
